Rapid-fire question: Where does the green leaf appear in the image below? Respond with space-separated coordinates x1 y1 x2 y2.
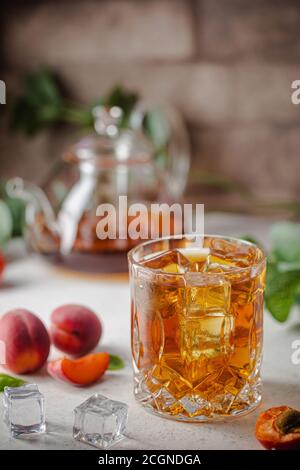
105 86 138 118
0 181 25 237
23 69 60 106
143 109 169 149
94 85 139 129
0 200 13 246
265 262 300 322
11 75 144 137
11 68 63 136
270 222 300 262
4 197 25 237
108 354 125 371
0 374 25 392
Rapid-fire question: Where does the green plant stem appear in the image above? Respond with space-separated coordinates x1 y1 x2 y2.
59 104 92 127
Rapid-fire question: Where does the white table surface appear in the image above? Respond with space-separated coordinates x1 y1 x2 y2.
0 214 299 450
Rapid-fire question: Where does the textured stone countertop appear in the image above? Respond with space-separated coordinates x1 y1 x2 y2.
0 214 299 450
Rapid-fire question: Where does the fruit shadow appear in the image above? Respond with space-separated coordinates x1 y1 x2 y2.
0 279 34 290
94 343 131 362
29 364 50 379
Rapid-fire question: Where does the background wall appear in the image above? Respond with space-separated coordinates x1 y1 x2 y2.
1 0 300 207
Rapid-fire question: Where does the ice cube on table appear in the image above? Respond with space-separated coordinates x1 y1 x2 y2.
3 384 45 438
73 394 128 449
3 383 39 426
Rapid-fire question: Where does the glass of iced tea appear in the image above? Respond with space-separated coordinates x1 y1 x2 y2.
128 235 266 421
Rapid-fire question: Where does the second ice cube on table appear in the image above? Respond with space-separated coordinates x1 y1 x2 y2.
3 384 45 438
73 394 128 449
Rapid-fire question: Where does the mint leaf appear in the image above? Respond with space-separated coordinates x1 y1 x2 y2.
270 222 300 262
0 181 25 237
144 108 169 149
11 68 63 136
105 86 138 128
265 262 300 322
108 354 125 371
0 374 25 392
93 85 139 129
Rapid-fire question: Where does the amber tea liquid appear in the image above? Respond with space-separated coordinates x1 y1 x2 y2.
129 236 266 421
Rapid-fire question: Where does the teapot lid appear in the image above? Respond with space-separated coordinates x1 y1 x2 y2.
64 105 153 168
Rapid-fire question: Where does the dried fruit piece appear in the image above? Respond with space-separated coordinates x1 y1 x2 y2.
48 352 109 386
255 406 300 450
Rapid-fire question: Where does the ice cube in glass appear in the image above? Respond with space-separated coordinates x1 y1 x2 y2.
3 383 46 437
141 249 191 273
73 393 128 449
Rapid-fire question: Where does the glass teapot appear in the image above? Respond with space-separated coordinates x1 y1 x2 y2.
8 105 190 273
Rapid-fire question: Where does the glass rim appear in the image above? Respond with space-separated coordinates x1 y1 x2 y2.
127 233 267 277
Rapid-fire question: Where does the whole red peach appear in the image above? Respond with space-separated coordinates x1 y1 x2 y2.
0 309 50 374
50 304 102 356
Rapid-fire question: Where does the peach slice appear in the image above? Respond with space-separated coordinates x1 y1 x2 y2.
47 352 109 386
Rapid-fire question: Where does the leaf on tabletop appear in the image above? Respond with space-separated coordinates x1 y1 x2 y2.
108 354 125 371
0 374 25 392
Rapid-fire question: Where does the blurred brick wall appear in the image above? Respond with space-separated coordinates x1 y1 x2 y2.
1 0 300 203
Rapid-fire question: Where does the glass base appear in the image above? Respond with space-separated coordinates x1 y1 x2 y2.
142 398 262 423
134 375 262 423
